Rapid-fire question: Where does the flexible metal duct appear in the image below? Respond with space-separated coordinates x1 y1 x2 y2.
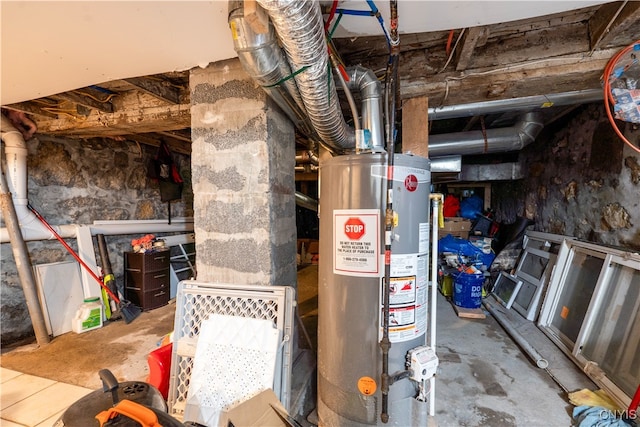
228 1 314 138
256 0 355 150
428 112 544 156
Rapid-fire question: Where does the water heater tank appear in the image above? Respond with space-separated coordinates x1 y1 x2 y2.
318 153 431 426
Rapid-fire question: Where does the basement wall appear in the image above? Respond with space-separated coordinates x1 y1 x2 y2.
0 136 192 345
492 103 640 251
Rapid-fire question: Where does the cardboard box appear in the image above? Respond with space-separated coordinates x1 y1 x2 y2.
307 241 319 255
439 217 472 239
218 389 289 427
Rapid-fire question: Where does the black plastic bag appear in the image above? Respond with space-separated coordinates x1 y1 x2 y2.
148 141 183 202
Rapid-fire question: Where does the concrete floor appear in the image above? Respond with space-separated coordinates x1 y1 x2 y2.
1 264 596 426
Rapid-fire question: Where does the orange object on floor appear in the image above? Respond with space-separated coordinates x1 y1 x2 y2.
146 343 172 401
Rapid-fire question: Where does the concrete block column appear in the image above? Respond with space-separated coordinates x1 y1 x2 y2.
190 58 297 288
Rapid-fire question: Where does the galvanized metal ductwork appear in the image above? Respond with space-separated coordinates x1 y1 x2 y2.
295 191 318 212
230 0 544 159
428 89 602 120
428 111 545 157
343 66 384 151
228 1 314 138
255 0 356 151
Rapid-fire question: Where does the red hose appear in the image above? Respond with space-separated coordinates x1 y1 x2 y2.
338 63 350 82
445 29 455 55
324 0 339 32
629 383 640 413
602 40 640 154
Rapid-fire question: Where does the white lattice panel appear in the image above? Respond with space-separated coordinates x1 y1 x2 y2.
168 280 295 420
183 314 281 425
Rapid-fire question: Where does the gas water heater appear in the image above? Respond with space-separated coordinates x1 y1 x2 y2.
318 152 436 426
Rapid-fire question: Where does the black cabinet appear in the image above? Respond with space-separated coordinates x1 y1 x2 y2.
124 251 170 310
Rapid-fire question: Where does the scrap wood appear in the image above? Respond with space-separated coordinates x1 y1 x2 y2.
452 303 486 319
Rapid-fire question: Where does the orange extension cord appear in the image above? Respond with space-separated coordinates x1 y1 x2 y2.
602 39 640 154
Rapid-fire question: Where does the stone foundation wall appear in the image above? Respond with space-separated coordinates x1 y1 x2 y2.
1 135 192 345
492 103 640 250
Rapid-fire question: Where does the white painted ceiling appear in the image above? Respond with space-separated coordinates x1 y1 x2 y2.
1 0 612 105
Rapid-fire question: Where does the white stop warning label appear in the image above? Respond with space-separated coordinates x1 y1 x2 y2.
334 209 380 277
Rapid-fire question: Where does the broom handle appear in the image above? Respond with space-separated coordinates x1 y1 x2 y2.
27 204 122 304
629 383 640 413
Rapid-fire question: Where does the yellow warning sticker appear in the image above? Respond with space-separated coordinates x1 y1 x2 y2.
393 211 399 227
230 21 238 40
357 376 377 396
560 306 570 319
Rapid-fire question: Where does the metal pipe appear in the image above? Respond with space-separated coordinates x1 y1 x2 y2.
381 2 400 422
227 0 315 138
256 0 356 151
484 298 549 369
427 89 603 120
294 164 319 173
295 150 319 165
344 66 385 151
0 159 50 346
331 53 361 140
428 111 544 156
294 191 318 212
234 1 384 153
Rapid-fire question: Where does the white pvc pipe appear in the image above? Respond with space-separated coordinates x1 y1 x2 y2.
1 218 195 243
484 298 549 369
89 219 194 236
1 115 195 243
1 114 70 243
429 194 443 418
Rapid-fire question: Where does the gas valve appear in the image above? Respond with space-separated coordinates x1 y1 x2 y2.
407 346 439 382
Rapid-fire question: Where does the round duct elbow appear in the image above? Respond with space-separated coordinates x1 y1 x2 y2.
514 112 545 149
429 112 545 156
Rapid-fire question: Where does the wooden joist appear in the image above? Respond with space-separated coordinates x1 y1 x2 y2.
124 76 181 105
34 91 190 137
589 1 640 50
55 87 115 113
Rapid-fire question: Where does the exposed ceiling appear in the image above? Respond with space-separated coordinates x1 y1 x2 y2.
2 1 639 161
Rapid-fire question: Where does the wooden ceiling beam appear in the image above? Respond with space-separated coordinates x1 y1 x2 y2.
55 87 115 113
157 129 191 143
455 26 489 71
124 77 182 104
589 1 640 50
401 47 616 106
3 101 58 119
295 172 319 182
34 91 190 136
126 133 191 155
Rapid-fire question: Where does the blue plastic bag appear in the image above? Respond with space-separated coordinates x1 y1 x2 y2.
460 195 483 219
438 234 495 268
